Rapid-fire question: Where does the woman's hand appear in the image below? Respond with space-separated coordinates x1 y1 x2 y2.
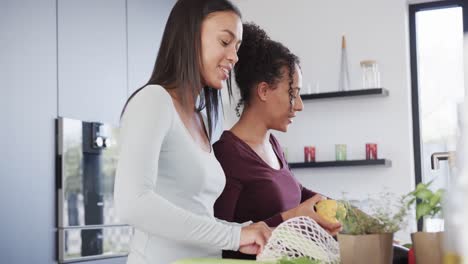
281 194 342 236
239 221 272 255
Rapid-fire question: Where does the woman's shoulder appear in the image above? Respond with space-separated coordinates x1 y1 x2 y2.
213 131 249 180
124 85 173 113
214 131 249 159
213 131 259 165
213 130 237 151
120 85 175 126
131 84 172 104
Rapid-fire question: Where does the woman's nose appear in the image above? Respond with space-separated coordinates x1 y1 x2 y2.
294 95 304 112
227 46 239 65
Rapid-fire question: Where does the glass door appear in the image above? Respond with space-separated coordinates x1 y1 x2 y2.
410 1 465 231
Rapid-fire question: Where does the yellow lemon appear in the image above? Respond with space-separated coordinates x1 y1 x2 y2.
315 200 347 224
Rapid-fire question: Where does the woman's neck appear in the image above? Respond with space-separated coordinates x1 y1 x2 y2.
231 108 270 145
165 87 198 113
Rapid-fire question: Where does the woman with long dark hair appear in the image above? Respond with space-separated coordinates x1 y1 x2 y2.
114 2 271 263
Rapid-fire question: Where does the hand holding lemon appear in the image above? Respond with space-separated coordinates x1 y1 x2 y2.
281 195 343 235
315 199 347 224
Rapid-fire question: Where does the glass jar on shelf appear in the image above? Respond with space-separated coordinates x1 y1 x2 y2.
360 60 381 89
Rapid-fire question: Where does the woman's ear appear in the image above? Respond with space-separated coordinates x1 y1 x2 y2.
256 82 270 102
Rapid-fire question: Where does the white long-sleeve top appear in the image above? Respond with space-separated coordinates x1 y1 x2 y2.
114 85 242 264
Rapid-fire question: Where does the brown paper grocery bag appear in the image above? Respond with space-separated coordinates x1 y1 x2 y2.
411 231 443 264
338 233 394 264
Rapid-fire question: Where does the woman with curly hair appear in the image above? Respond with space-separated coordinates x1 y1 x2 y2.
213 23 342 260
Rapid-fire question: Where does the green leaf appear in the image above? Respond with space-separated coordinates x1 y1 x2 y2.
402 243 412 249
278 257 320 264
415 189 433 201
429 191 442 207
415 182 427 191
416 203 432 220
431 206 442 216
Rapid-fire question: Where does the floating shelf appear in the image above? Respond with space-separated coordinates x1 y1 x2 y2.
300 88 389 100
289 159 392 168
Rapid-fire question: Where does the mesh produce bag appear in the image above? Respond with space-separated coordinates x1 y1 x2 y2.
257 216 340 264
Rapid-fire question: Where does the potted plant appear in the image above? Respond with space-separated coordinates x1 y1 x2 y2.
404 181 445 264
335 193 408 264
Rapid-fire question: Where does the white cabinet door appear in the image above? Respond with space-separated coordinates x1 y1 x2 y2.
0 0 57 263
127 0 173 94
58 0 127 125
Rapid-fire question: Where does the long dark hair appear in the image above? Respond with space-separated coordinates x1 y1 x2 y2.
234 23 300 116
122 0 241 140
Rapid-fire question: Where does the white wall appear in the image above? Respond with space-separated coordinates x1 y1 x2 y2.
228 0 417 238
0 0 173 263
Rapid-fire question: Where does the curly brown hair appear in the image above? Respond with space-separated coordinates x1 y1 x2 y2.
234 23 300 116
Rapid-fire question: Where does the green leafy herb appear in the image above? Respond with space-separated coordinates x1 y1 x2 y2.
339 192 408 235
277 257 321 264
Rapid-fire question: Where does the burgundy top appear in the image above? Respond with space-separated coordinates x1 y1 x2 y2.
213 131 317 260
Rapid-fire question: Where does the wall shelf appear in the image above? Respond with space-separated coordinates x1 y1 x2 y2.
291 89 390 169
300 88 389 100
289 159 392 168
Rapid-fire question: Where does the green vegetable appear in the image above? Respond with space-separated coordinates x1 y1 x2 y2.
339 194 407 235
277 257 321 264
172 258 261 264
172 259 269 264
172 257 321 264
340 202 383 235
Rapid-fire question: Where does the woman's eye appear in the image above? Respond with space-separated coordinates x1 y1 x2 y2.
221 40 229 46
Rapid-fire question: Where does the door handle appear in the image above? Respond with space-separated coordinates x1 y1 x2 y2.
431 151 455 170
